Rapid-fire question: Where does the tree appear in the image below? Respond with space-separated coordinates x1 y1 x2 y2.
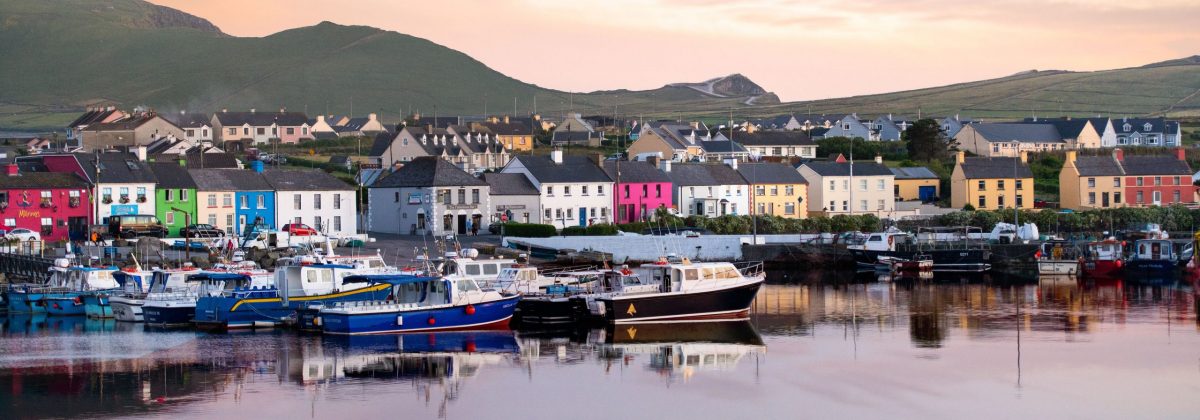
904 119 958 162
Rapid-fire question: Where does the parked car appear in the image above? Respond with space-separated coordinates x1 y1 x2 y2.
181 224 225 238
281 223 317 236
106 215 167 239
6 228 41 242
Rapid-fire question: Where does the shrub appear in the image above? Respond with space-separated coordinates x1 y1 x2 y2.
617 222 648 233
561 226 588 236
585 224 619 236
499 222 557 238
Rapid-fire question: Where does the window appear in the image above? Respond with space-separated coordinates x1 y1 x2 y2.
1114 178 1121 187
755 186 766 196
581 185 589 195
1114 192 1122 203
757 203 766 214
858 200 867 211
600 207 608 217
1174 176 1181 186
785 185 794 196
545 208 552 219
165 212 174 225
1136 177 1144 186
1155 177 1162 186
240 195 248 208
1016 179 1023 190
998 180 1006 190
641 185 648 197
567 208 574 219
547 186 554 196
978 180 986 191
207 194 217 208
877 199 885 210
1173 190 1181 203
165 189 173 202
208 214 217 226
186 129 195 137
394 192 400 203
828 200 835 210
302 127 308 135
256 195 265 209
222 194 232 207
773 147 782 155
998 195 1006 208
295 194 303 209
564 186 571 196
243 127 249 135
841 201 848 211
842 180 848 190
770 186 778 196
784 203 795 215
598 185 604 195
1088 192 1095 205
1153 191 1162 203
978 196 986 208
286 127 294 135
992 144 999 154
314 216 323 230
226 215 234 233
228 128 236 135
555 208 563 219
2 219 12 226
333 194 341 209
315 194 322 210
859 180 867 191
829 181 835 191
624 185 630 198
877 179 885 190
1137 191 1144 203
457 189 466 204
656 185 662 197
256 127 265 135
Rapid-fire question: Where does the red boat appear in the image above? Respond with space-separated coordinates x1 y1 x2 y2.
1082 239 1124 279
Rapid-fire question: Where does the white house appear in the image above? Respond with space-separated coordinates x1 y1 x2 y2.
262 168 358 237
86 152 157 221
797 155 896 217
170 112 214 144
659 160 750 217
502 151 613 228
368 157 490 236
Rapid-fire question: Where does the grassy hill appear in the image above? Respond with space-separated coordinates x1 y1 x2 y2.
0 0 1197 132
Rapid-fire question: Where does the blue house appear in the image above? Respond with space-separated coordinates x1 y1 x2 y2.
235 161 275 235
822 114 874 140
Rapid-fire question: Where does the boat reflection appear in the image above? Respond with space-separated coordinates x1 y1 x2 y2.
280 331 521 385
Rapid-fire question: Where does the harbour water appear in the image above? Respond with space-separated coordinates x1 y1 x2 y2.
2 272 1199 419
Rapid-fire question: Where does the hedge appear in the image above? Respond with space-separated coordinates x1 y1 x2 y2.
499 222 557 237
561 223 620 236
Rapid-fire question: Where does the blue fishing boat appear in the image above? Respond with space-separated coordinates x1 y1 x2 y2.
1126 239 1178 275
192 264 399 330
318 274 520 335
109 269 155 322
144 270 262 327
5 283 50 314
42 266 119 317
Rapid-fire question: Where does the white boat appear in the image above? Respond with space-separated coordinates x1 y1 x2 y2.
1037 240 1082 276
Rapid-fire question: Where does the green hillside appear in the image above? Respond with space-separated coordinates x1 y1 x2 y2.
1 0 1197 132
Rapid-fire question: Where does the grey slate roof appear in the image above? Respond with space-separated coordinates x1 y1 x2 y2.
68 109 121 128
601 161 671 184
550 131 597 143
372 156 486 188
181 152 240 169
74 153 158 184
482 173 539 196
736 163 807 184
958 157 1034 179
1017 119 1090 139
369 131 398 157
1120 155 1192 175
213 111 309 127
1114 118 1171 134
513 155 612 184
800 161 894 177
189 168 271 191
723 130 814 146
1072 156 1123 176
262 168 352 191
663 163 747 187
480 122 531 136
970 123 1064 143
167 112 213 128
699 140 748 154
890 167 939 179
148 162 196 189
0 172 89 189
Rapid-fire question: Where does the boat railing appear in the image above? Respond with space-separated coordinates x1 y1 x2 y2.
144 291 197 302
733 261 765 278
540 264 598 275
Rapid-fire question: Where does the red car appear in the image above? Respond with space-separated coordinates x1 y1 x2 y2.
282 223 318 236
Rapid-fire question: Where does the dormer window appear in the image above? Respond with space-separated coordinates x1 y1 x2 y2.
1144 123 1153 132
1123 123 1131 132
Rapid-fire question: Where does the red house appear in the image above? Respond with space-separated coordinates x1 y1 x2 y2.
1117 148 1196 207
0 164 92 242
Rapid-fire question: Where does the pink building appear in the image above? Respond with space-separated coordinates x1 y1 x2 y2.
602 160 673 224
212 109 314 149
0 164 92 241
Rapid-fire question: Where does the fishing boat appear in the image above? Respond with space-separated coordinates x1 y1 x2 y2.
143 271 267 327
317 273 521 335
110 267 202 323
1125 239 1178 275
4 282 51 314
875 254 933 275
593 259 765 324
511 268 644 326
1036 240 1082 276
193 263 395 330
849 227 991 272
42 266 120 317
1082 239 1125 279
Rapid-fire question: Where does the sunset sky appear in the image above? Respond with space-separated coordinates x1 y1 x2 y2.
151 0 1199 101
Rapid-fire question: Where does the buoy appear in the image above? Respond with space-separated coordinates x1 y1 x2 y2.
464 305 476 315
156 396 165 403
465 342 477 352
427 317 436 325
73 296 82 305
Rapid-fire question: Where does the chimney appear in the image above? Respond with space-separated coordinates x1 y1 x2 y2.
689 121 699 130
424 124 434 134
745 124 757 134
1019 151 1028 164
660 159 672 173
368 113 377 121
280 107 286 113
1177 147 1187 161
1066 150 1077 164
874 155 883 164
1113 148 1124 162
956 151 966 164
725 158 738 170
135 146 147 162
647 156 660 168
550 149 563 164
6 164 18 176
594 153 605 166
503 115 510 124
317 115 326 124
222 108 227 113
250 108 256 113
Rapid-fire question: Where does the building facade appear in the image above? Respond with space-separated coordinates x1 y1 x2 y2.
368 157 490 235
797 158 895 217
482 173 541 224
661 161 750 218
950 151 1034 210
890 167 940 202
502 152 613 228
602 160 673 224
263 168 357 236
149 162 197 236
738 163 808 219
0 166 91 242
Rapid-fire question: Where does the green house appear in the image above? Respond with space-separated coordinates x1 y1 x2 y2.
149 162 197 236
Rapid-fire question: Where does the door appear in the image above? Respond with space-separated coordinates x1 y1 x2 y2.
1101 192 1109 207
457 214 467 234
579 207 587 227
918 186 936 202
68 217 88 241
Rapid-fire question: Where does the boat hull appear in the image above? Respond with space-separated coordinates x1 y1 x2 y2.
44 295 86 316
851 249 991 272
1125 259 1176 275
1082 260 1122 279
514 296 582 326
81 293 114 319
6 291 46 314
320 295 520 335
1037 260 1080 276
110 296 144 322
192 284 395 330
143 302 196 327
598 279 764 324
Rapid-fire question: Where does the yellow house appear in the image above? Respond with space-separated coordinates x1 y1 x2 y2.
737 163 809 219
950 151 1034 210
626 122 706 160
890 167 940 202
476 118 534 151
1059 149 1125 210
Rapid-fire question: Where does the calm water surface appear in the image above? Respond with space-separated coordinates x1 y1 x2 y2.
3 273 1200 419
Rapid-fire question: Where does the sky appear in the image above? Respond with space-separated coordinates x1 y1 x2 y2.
150 0 1200 102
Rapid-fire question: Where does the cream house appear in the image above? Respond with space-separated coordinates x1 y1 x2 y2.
797 155 895 217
